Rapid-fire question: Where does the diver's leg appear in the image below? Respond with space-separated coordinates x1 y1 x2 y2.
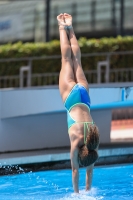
64 13 89 90
57 14 76 102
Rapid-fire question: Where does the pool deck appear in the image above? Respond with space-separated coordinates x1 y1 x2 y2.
0 143 133 167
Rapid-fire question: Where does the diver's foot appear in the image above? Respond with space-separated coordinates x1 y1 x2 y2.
57 13 67 30
64 13 72 29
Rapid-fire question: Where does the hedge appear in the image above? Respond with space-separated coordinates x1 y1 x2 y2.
0 36 133 76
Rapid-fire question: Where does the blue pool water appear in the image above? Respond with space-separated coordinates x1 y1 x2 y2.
0 164 133 200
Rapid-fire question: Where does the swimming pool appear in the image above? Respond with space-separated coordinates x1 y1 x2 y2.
0 164 133 200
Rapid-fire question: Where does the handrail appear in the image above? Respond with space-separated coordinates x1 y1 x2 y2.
91 100 133 110
0 50 133 62
82 50 133 57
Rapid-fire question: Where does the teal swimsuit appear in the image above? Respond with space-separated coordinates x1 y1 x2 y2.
64 84 94 144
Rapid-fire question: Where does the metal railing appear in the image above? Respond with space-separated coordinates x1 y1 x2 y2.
0 68 132 88
0 51 133 88
0 75 19 88
32 73 59 86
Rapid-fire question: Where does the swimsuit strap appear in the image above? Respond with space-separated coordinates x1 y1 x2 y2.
75 121 94 144
68 120 94 143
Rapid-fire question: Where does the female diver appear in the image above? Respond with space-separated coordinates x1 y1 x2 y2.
57 13 99 193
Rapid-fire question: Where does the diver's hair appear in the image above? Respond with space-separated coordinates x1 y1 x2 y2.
78 124 99 167
86 124 99 150
78 146 98 167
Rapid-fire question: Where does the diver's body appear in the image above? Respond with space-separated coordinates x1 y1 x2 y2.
57 13 99 193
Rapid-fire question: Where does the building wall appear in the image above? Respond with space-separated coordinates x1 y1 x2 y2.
0 86 132 152
0 0 133 42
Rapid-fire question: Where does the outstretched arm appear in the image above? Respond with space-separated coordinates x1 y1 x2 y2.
86 164 94 191
86 146 99 190
70 144 79 193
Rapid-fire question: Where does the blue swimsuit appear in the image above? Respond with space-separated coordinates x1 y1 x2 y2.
64 84 93 143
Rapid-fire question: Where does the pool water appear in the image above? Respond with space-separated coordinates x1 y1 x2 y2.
0 164 133 200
